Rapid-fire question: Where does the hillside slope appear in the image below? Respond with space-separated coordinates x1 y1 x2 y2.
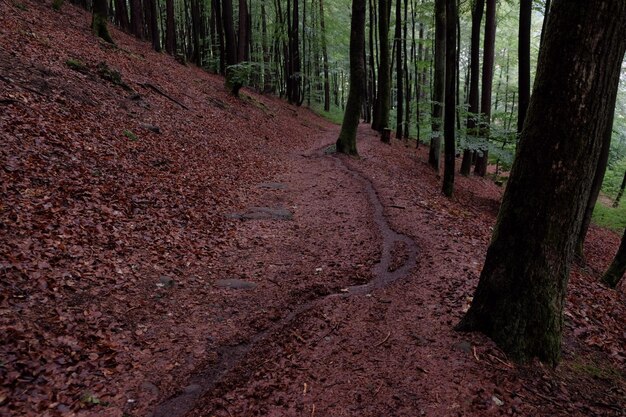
1 1 335 415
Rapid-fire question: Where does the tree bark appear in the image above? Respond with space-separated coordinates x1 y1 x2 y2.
395 0 403 139
373 0 390 134
92 0 114 43
222 0 237 66
166 0 177 55
517 0 531 133
238 0 249 62
320 0 331 111
130 0 144 39
429 0 445 171
442 0 457 197
456 0 626 365
336 0 366 156
602 228 626 288
480 0 496 122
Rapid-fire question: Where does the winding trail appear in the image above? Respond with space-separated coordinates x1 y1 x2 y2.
150 138 419 417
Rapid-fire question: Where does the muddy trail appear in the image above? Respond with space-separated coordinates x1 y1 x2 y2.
152 126 625 417
151 133 420 417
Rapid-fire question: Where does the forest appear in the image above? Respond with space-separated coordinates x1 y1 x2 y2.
1 0 625 415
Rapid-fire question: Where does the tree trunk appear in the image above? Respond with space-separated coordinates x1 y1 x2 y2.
114 0 130 32
373 0 390 134
518 0 531 133
395 0 403 139
213 0 225 73
130 0 144 39
320 0 330 111
442 0 457 197
539 0 551 49
222 0 237 66
166 0 177 55
92 0 114 43
238 0 249 62
336 0 366 156
429 0 445 171
576 108 618 259
456 0 626 365
613 171 626 208
602 228 626 288
480 0 496 122
460 149 472 176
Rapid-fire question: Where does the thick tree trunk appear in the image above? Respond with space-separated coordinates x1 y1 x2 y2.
456 0 626 365
114 0 130 32
442 0 457 197
336 0 366 156
540 0 551 49
165 0 177 55
238 0 249 62
429 0 445 171
222 0 237 66
602 229 626 288
92 0 114 43
518 0 531 133
130 0 144 39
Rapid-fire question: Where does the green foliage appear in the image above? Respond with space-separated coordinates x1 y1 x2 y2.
592 200 626 231
123 129 138 141
66 58 87 73
52 0 64 11
226 62 259 96
310 103 345 125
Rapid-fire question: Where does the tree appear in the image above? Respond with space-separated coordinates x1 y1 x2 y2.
429 0 445 170
320 0 331 112
336 0 366 155
473 0 496 177
613 170 626 208
395 0 403 139
517 0 531 133
602 228 626 288
456 0 626 365
372 0 391 134
442 0 457 196
165 0 177 55
92 0 114 44
461 0 484 176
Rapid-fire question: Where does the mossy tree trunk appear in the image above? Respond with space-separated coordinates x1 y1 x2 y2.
336 0 366 156
456 0 626 365
92 0 114 44
602 229 626 288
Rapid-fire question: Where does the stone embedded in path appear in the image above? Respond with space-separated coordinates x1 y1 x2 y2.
215 279 258 290
257 182 287 190
228 206 293 221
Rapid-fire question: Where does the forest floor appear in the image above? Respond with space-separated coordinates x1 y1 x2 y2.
1 1 625 416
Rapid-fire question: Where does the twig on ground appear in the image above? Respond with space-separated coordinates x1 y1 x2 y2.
487 353 514 368
140 82 189 109
473 346 480 361
374 331 391 347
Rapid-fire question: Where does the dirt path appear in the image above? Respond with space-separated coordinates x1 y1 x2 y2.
142 125 624 417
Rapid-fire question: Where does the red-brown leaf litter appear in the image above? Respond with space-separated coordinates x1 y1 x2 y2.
1 1 624 416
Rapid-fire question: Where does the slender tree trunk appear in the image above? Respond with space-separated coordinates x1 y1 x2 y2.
429 0 445 171
576 112 617 259
320 0 331 111
442 0 457 197
614 171 626 208
373 0 391 134
395 0 403 139
336 0 366 155
602 228 626 288
518 0 531 133
114 0 130 32
213 0 225 73
467 0 484 130
456 0 626 365
403 0 410 139
540 0 551 49
480 0 496 122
